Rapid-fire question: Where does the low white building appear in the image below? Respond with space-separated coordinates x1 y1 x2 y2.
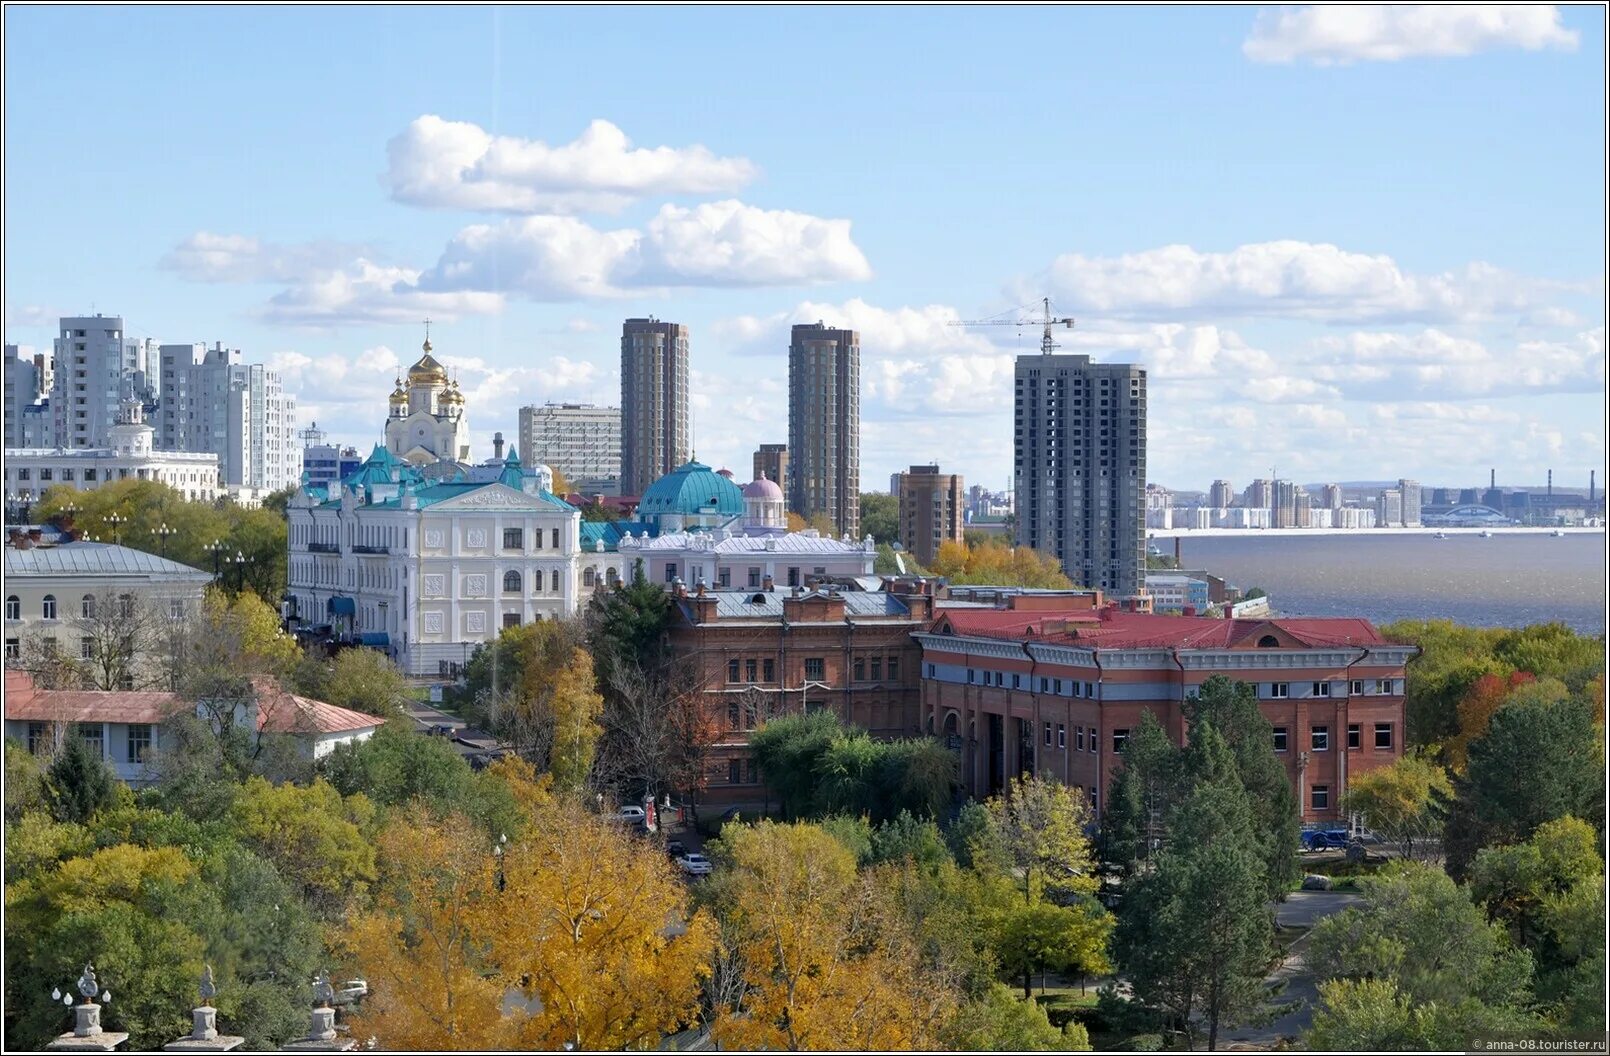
286 444 586 679
3 536 212 685
4 399 221 504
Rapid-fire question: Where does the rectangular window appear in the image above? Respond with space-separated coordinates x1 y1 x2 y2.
967 668 975 684
80 637 94 660
1312 681 1331 697
1348 724 1361 749
1089 726 1098 753
763 658 775 683
4 638 18 660
1377 679 1393 694
729 758 742 784
1271 682 1289 698
1057 724 1066 749
748 567 761 588
27 721 50 755
1076 725 1085 751
745 659 757 683
665 563 678 584
169 598 185 620
870 657 882 680
888 658 899 681
728 702 740 729
1271 726 1288 752
1085 681 1095 698
746 758 757 784
502 528 523 550
551 528 559 549
1073 681 1083 698
727 659 740 683
1011 672 1020 689
1375 723 1394 750
854 657 866 681
1044 722 1053 747
1113 728 1130 754
127 723 152 763
1054 678 1063 694
1311 784 1330 811
77 723 104 758
1312 725 1330 751
718 567 731 588
804 658 824 682
1350 680 1365 695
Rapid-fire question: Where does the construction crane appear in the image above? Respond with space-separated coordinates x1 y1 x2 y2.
948 297 1075 355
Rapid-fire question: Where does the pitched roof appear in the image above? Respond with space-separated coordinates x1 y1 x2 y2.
2 672 188 725
4 541 212 580
935 607 1386 651
249 677 384 735
677 589 915 623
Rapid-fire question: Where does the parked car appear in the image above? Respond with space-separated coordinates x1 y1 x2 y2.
666 840 687 860
612 805 646 824
678 852 713 876
331 979 369 1006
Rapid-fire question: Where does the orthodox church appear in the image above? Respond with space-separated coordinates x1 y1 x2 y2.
384 333 470 466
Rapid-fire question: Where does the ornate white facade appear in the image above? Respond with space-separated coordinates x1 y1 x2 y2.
4 400 221 503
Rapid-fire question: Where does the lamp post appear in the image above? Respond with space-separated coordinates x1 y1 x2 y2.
232 551 247 593
61 501 79 524
105 512 126 545
492 832 508 892
207 539 225 581
153 522 176 558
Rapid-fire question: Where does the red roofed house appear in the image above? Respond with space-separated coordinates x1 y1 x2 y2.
915 593 1417 823
4 670 382 785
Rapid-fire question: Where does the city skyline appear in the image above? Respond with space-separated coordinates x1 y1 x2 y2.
3 6 1605 490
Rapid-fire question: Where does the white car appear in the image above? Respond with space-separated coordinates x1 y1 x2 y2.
612 805 646 823
678 852 712 876
332 980 368 1006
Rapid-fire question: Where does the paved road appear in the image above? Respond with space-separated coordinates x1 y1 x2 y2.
1220 890 1364 1048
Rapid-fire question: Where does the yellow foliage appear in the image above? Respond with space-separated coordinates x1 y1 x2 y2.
230 776 375 911
710 821 955 1050
546 647 603 795
931 539 1074 589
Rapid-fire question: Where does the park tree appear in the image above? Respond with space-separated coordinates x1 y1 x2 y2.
983 773 1098 902
1447 671 1537 772
993 900 1112 998
930 539 1074 588
1341 750 1453 863
1470 816 1602 965
5 735 50 822
229 776 376 917
1100 710 1182 875
293 647 409 718
546 645 604 794
1445 697 1604 878
749 710 842 819
858 492 899 544
320 723 519 837
594 654 712 806
45 734 120 824
1112 724 1275 1051
706 820 955 1050
941 983 1093 1051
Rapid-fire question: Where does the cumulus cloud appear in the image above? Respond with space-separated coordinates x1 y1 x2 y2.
1035 240 1588 324
416 201 871 298
160 231 366 283
1243 5 1578 65
386 115 758 214
1309 326 1605 397
261 258 504 327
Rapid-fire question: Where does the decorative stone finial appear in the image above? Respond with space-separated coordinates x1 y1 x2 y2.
77 966 99 1002
312 971 335 1009
199 966 216 1006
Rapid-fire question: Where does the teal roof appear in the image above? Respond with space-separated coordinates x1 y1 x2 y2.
580 519 657 551
637 461 743 519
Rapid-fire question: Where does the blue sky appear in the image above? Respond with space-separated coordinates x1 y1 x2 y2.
5 5 1605 493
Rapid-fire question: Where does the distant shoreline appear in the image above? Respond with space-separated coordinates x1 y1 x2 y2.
1147 526 1606 539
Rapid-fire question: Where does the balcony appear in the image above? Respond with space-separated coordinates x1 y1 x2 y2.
307 541 339 554
352 544 390 555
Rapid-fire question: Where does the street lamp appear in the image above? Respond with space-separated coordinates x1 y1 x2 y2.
207 539 225 580
106 512 127 545
153 522 176 558
492 832 508 892
232 551 247 593
61 501 79 523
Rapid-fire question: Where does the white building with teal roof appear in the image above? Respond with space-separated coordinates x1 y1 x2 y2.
286 443 589 678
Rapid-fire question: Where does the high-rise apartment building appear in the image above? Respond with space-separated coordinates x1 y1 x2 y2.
158 342 298 493
1243 479 1274 510
1397 478 1422 527
620 318 689 496
1320 483 1343 510
1208 479 1234 508
1378 488 1404 528
519 403 622 494
1273 479 1301 528
895 463 964 567
1013 352 1146 596
4 344 52 448
51 315 140 449
788 323 860 537
752 443 788 499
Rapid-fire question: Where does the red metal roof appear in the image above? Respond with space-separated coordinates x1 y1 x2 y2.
249 677 383 735
3 672 188 725
935 607 1385 651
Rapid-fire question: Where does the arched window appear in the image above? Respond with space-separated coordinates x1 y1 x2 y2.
41 595 57 620
4 596 19 621
606 568 620 586
583 567 596 587
82 594 96 618
503 570 521 594
1257 634 1280 648
551 569 561 592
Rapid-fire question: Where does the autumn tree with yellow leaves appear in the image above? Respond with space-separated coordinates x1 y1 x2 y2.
706 820 956 1050
346 763 711 1051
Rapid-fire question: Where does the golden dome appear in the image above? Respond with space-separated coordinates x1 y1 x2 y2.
389 377 407 405
407 340 449 383
442 380 465 405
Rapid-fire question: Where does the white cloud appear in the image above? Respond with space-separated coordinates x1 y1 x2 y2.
261 258 504 327
1310 326 1605 396
160 231 364 283
416 201 871 298
1037 240 1585 323
1244 5 1578 65
386 115 758 214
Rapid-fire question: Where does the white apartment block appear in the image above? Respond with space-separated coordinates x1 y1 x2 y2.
5 400 221 503
518 402 622 494
158 342 299 492
52 315 140 449
4 344 53 448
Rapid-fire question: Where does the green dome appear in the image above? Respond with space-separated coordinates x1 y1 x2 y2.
638 460 744 518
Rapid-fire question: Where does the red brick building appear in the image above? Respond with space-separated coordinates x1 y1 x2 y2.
914 594 1415 823
666 581 933 811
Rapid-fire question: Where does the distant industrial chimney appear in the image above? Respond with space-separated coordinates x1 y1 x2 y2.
1548 469 1553 497
1491 468 1496 489
493 431 505 460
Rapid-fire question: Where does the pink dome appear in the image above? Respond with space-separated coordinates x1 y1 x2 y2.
743 473 784 500
716 467 735 478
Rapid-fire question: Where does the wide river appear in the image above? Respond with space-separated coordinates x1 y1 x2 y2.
1170 532 1606 634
